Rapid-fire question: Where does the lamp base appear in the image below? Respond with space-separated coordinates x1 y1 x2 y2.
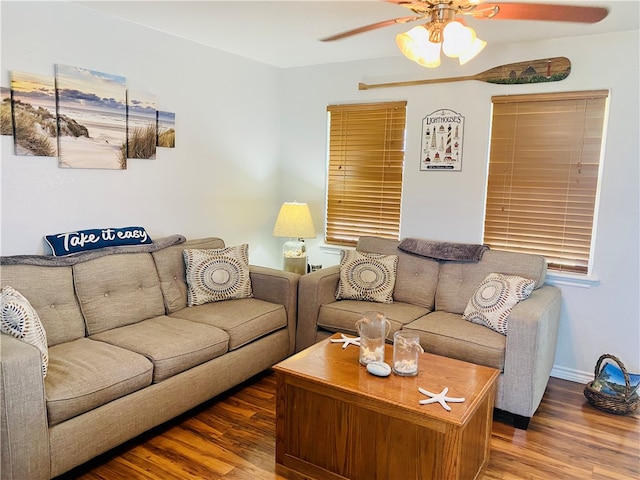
282 239 307 275
283 255 307 275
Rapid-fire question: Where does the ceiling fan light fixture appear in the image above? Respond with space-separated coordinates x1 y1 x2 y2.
442 21 476 58
323 0 608 69
414 40 442 68
395 25 430 62
397 26 441 68
396 14 487 68
458 37 487 65
427 21 444 44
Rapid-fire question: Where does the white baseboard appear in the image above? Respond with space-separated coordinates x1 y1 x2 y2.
550 365 593 384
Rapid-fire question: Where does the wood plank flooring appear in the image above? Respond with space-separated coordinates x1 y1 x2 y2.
59 371 640 480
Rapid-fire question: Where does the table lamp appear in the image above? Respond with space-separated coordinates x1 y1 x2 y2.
272 202 316 275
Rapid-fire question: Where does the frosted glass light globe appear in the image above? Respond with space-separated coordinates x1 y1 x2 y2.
442 21 475 58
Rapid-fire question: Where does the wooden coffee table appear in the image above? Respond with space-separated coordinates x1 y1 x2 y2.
274 333 499 480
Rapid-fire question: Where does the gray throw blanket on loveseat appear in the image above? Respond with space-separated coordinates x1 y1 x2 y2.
398 238 489 262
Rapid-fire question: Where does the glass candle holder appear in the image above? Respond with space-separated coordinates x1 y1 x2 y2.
392 331 423 376
356 311 390 366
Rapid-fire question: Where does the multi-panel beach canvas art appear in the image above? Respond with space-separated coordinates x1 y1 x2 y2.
10 71 58 156
127 90 157 160
56 64 127 169
1 87 12 136
2 63 175 169
157 111 175 148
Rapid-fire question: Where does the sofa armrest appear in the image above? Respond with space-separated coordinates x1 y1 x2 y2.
296 265 341 352
249 266 299 354
501 285 562 418
1 335 50 480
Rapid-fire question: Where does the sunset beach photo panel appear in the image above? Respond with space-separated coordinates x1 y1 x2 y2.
127 89 157 160
10 71 58 157
1 87 12 136
157 110 175 148
55 64 127 170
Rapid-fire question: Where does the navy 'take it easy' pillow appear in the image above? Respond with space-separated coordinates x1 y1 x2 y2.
45 226 152 256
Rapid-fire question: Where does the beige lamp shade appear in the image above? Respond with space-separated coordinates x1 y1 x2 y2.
272 202 316 239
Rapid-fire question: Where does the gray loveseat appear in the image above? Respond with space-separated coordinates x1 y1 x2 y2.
0 236 298 479
297 236 562 429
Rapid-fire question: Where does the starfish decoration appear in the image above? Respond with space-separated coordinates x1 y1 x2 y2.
330 333 361 349
418 387 465 411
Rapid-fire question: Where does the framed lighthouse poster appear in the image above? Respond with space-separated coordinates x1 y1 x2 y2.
420 109 464 171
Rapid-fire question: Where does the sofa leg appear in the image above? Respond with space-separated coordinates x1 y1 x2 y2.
493 409 531 430
513 414 531 430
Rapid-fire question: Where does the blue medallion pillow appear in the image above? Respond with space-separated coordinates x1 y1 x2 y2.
45 226 152 256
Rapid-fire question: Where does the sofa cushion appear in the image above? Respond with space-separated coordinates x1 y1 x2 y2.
183 244 253 307
403 311 506 370
436 249 547 314
318 300 430 339
357 236 440 309
1 286 49 377
45 338 153 426
152 237 226 313
0 264 86 346
169 298 287 351
336 250 398 304
463 273 535 335
90 316 228 383
73 253 166 335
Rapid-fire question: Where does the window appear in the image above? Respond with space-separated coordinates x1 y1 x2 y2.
326 101 407 246
484 90 608 274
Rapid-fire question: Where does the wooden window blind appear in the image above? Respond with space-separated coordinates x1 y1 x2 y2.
485 90 608 274
326 101 407 246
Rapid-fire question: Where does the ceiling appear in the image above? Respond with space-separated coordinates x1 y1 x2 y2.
75 0 639 68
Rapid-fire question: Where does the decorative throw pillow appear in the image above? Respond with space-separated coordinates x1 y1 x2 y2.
1 286 49 377
336 250 398 304
183 244 253 306
463 273 536 335
45 226 152 256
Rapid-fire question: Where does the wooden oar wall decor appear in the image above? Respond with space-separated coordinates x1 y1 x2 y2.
358 57 571 90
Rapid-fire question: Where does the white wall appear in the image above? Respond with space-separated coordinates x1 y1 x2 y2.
279 30 640 380
2 1 638 382
1 1 284 266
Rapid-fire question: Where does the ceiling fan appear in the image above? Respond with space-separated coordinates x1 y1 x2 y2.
321 1 609 67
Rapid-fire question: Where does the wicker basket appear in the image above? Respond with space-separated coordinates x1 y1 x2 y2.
584 354 639 415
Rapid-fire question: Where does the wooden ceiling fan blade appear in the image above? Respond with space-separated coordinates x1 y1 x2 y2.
320 15 422 41
475 3 608 23
384 1 430 6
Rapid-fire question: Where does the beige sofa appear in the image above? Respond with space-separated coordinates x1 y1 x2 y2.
297 236 562 429
0 236 298 479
